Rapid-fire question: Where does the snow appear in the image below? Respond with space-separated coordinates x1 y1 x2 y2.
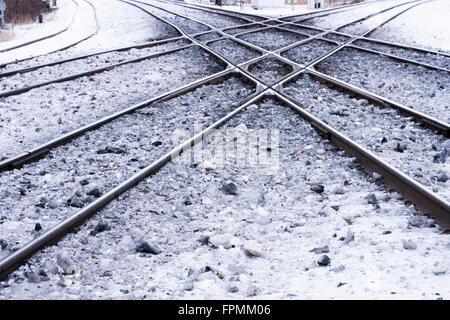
0 0 449 300
0 0 77 51
1 99 448 299
0 0 98 64
368 0 450 53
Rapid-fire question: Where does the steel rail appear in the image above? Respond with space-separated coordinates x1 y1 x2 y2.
273 90 450 229
166 0 268 20
0 0 100 67
347 43 450 73
0 0 80 53
157 0 257 23
0 90 266 281
281 0 395 21
361 35 450 58
0 0 448 283
0 43 195 99
266 0 450 133
0 68 239 172
0 36 186 79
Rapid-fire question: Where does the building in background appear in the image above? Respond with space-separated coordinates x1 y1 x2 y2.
207 0 363 9
0 0 57 26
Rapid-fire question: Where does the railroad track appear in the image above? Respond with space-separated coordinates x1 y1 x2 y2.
0 0 100 67
0 0 448 284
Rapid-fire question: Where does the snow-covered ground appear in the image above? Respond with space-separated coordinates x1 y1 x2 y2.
183 0 381 18
0 0 98 64
368 0 450 53
0 0 449 300
0 0 77 51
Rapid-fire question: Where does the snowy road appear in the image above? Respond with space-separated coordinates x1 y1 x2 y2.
0 0 448 300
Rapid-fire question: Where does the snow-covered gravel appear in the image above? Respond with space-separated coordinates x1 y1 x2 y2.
0 0 98 64
0 74 255 261
367 0 450 53
138 0 249 29
248 57 293 85
353 40 450 70
280 23 323 36
282 39 338 65
194 32 222 43
1 98 448 299
300 0 406 29
72 0 179 51
322 32 352 44
0 46 225 159
223 24 266 35
284 72 449 201
0 39 189 91
0 0 180 72
237 28 308 52
139 4 210 35
337 2 418 36
208 39 261 65
0 0 76 51
315 47 450 123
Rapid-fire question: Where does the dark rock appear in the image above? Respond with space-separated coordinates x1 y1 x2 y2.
309 245 330 254
310 184 325 194
93 221 111 233
80 179 89 186
317 255 331 266
381 137 388 143
96 146 125 154
199 235 210 246
395 143 407 153
382 231 392 235
101 271 113 277
47 200 58 209
408 216 435 228
136 241 161 255
35 197 47 208
0 239 7 250
67 195 84 208
35 223 42 231
365 193 378 205
18 188 26 196
433 151 447 163
337 282 346 287
343 230 355 244
87 188 102 198
222 181 239 195
228 286 239 293
183 199 192 206
152 141 162 147
436 173 448 182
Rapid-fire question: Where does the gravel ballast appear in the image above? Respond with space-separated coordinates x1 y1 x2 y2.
300 0 405 29
0 74 256 261
0 40 190 92
237 28 308 51
284 73 449 201
279 23 322 36
282 39 338 65
248 57 293 85
224 24 266 35
0 0 181 72
138 0 248 29
315 47 450 123
1 98 448 299
352 40 450 70
208 39 261 65
0 46 226 159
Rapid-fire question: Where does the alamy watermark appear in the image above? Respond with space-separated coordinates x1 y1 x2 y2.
170 121 280 174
